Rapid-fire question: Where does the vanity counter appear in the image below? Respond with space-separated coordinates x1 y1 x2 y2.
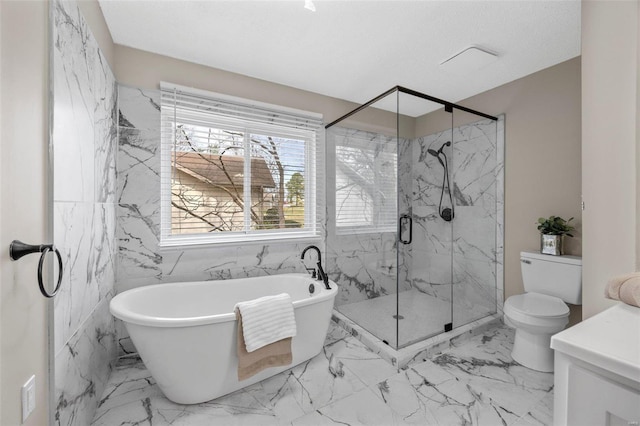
551 303 640 425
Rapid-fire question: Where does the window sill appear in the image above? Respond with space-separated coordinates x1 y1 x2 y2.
335 227 396 236
158 232 322 251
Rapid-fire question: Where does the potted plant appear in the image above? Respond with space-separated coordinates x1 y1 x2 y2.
536 216 575 256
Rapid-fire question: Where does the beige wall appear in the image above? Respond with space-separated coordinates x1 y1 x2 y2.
0 1 50 425
418 58 582 307
114 44 399 132
582 1 639 319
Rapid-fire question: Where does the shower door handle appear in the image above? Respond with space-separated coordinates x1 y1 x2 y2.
399 214 412 245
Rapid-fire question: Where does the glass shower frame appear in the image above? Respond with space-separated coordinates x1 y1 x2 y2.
326 86 499 350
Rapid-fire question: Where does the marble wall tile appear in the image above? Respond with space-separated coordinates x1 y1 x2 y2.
55 298 116 426
161 241 312 282
52 1 118 424
94 48 118 204
453 205 496 263
118 85 161 131
116 203 162 287
453 258 497 326
326 232 398 305
410 250 452 301
117 128 160 205
52 0 97 203
53 202 115 353
93 204 116 301
116 86 161 206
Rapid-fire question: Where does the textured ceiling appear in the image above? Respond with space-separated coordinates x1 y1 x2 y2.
98 0 581 116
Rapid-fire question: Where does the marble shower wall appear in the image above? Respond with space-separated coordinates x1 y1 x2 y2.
411 117 504 327
325 126 410 306
116 85 324 354
52 1 118 425
327 117 504 328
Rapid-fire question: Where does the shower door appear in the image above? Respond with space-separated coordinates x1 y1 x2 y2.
450 109 499 328
326 87 499 350
326 88 457 349
326 89 402 348
396 91 455 348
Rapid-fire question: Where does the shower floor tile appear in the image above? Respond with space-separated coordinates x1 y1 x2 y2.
91 322 554 426
337 289 487 347
337 289 450 347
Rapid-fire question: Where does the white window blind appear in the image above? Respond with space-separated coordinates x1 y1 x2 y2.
160 83 324 247
335 130 397 234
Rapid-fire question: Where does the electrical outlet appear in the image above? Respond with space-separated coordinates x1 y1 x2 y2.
21 375 36 422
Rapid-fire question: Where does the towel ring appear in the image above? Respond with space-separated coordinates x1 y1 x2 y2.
37 246 63 298
10 240 64 298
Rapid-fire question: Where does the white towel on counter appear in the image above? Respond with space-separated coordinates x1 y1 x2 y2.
234 293 297 353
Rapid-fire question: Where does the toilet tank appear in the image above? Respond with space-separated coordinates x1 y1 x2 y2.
520 251 582 305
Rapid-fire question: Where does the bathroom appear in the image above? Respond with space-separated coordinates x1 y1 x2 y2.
1 1 639 425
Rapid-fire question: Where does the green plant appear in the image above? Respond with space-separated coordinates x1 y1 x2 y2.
536 216 575 237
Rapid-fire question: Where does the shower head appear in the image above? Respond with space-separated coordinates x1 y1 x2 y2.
428 141 452 158
437 141 451 155
427 148 444 166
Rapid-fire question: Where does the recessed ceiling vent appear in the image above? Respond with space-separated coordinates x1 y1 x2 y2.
440 46 498 74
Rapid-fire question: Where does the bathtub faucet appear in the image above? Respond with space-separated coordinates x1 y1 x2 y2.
301 245 330 290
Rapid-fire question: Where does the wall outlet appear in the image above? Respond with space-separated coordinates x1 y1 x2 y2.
21 375 36 422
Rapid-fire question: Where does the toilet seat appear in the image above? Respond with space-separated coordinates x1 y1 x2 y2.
506 292 569 317
504 292 569 328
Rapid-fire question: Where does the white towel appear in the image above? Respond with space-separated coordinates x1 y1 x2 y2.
234 293 297 353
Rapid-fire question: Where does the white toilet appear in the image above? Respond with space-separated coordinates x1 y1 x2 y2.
504 251 582 372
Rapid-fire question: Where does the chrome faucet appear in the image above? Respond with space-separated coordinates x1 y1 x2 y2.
301 245 330 290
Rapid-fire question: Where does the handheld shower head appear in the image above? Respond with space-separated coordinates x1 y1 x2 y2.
437 141 451 154
427 148 444 166
428 141 455 222
428 141 452 161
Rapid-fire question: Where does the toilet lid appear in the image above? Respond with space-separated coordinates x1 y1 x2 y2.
506 293 569 318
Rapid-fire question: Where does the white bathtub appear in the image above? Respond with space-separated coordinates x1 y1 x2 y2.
110 273 338 404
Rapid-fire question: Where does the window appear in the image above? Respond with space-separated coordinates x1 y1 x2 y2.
160 84 323 247
334 129 397 234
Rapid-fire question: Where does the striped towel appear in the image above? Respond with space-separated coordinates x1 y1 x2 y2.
234 293 297 353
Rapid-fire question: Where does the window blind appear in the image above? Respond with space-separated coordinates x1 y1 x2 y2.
160 83 324 247
334 129 397 234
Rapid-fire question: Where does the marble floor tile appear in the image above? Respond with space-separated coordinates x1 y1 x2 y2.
324 320 352 345
323 332 400 387
92 323 554 426
239 343 367 423
291 388 403 426
377 359 506 426
512 393 554 426
431 327 554 420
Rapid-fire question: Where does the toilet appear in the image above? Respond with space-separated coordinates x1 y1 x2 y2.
504 251 582 372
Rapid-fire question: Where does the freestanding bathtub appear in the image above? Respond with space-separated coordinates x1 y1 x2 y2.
110 273 337 404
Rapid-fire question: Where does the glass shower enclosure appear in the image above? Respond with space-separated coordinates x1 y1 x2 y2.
325 86 500 349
